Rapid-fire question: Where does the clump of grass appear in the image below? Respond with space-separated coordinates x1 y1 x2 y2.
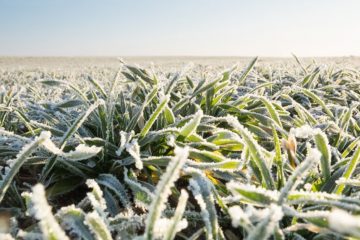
1 57 360 239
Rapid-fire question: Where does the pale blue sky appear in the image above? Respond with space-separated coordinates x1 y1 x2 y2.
1 0 359 57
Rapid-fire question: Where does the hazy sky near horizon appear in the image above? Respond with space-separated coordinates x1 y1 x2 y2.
1 0 360 57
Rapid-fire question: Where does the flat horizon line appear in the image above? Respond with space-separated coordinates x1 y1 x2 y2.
0 55 359 58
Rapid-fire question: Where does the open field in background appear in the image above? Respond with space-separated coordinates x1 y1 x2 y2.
2 56 360 239
1 56 360 70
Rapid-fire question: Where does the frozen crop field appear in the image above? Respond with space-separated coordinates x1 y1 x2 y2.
1 56 360 239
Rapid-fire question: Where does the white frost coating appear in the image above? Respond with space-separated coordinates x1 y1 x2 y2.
117 131 127 156
39 131 52 140
125 139 143 170
84 211 113 240
153 218 171 237
290 124 314 138
290 124 323 139
30 184 69 240
147 127 180 136
42 137 102 161
278 146 321 204
97 99 106 106
245 205 271 223
166 134 176 147
179 109 203 138
306 147 322 164
64 144 102 161
174 145 189 158
176 219 188 233
17 230 43 239
55 204 87 238
0 128 30 142
287 189 360 205
189 179 207 212
182 166 204 180
189 179 211 234
329 209 360 237
60 99 105 147
304 183 313 191
42 137 63 155
86 179 107 213
224 115 275 189
270 204 284 221
186 159 242 171
336 177 360 187
116 131 134 156
211 127 244 143
0 233 14 240
287 209 330 219
153 218 188 238
246 204 283 240
228 206 247 228
158 91 169 103
163 189 189 239
56 204 84 217
123 168 155 202
144 146 189 239
226 181 280 202
0 131 51 203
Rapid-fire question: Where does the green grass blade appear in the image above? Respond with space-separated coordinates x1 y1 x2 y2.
140 95 169 138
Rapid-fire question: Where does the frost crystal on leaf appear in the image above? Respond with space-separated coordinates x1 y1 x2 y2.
125 139 143 170
228 206 246 228
30 184 69 240
329 209 360 237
